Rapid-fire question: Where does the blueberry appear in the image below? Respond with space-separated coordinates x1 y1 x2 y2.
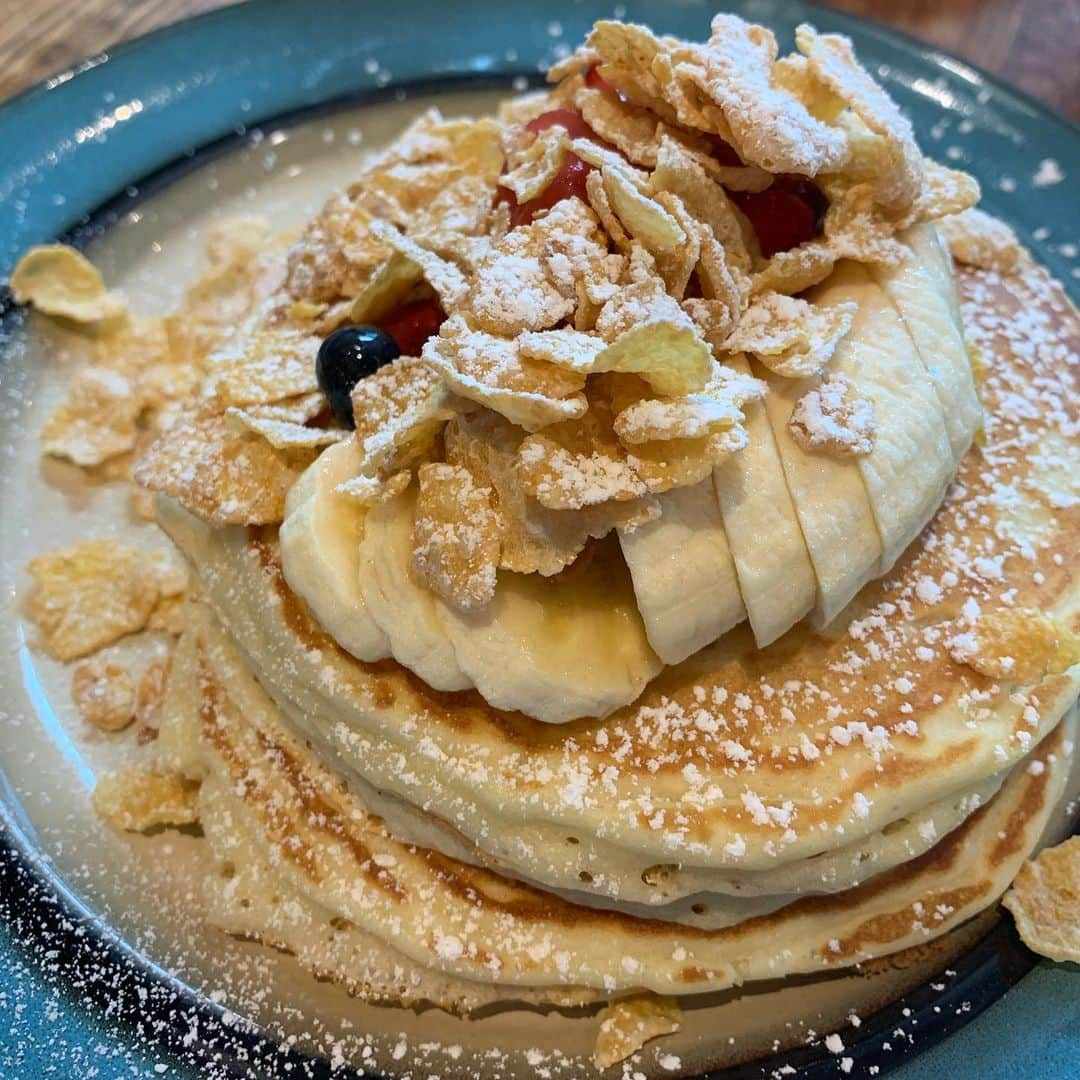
316 324 400 428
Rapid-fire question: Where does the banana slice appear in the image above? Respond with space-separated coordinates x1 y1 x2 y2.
436 536 662 724
713 353 816 647
619 480 747 664
358 485 473 693
871 232 981 462
905 222 964 331
757 358 883 628
279 439 390 662
810 262 953 573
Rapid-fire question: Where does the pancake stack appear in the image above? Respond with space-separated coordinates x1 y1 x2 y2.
15 9 1079 1071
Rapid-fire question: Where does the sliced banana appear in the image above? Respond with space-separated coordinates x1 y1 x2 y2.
279 439 391 662
436 536 662 724
905 222 964 331
713 353 816 647
757 357 883 628
810 262 953 573
358 485 473 693
618 480 747 665
871 232 981 462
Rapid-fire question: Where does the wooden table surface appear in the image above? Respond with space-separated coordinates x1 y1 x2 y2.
0 0 1077 122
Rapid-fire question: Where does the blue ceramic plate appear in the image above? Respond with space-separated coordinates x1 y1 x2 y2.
1 3 1077 1079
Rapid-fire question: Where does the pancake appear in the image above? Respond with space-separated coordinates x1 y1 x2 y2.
159 596 1075 1000
156 258 1080 910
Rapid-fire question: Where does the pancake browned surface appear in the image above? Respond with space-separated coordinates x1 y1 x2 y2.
160 595 1075 999
159 260 1080 913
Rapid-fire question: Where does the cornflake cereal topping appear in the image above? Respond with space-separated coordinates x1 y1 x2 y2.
72 660 136 732
1003 837 1080 963
133 412 314 525
950 608 1080 684
42 367 140 467
351 358 456 477
722 293 855 377
136 653 173 730
92 768 200 832
225 407 348 449
206 324 322 407
789 372 875 456
938 208 1022 274
412 463 501 609
592 258 713 395
16 9 1005 648
10 245 127 324
423 316 587 431
592 993 683 1070
26 541 163 661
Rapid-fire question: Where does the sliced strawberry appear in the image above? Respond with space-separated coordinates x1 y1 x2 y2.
524 107 595 142
495 108 602 227
729 177 827 258
376 298 445 357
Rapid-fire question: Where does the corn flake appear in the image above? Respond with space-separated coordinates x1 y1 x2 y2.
133 411 313 525
336 469 412 508
207 322 321 406
412 462 501 610
577 87 662 166
136 652 174 731
225 407 347 449
517 399 648 510
914 159 980 222
351 357 455 478
42 367 140 467
752 241 837 296
788 372 875 456
368 219 469 315
723 293 855 377
937 208 1021 273
630 427 748 492
423 316 586 431
951 608 1080 684
680 15 848 174
614 363 764 443
26 540 161 661
10 245 127 325
593 265 712 395
517 328 607 373
602 163 686 253
243 391 327 424
654 137 754 265
72 660 136 732
586 21 683 125
585 169 633 254
148 594 187 636
592 993 682 1070
652 191 701 298
446 411 648 575
796 24 922 213
349 252 428 325
500 126 569 202
93 768 200 832
1003 836 1080 963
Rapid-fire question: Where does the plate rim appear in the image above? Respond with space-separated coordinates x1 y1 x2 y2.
0 2 1077 1076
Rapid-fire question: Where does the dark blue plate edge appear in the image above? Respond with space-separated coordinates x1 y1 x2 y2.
0 787 1055 1080
1 0 1078 287
3 0 1077 139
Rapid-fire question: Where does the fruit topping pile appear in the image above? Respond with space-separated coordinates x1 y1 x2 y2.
10 14 1001 620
